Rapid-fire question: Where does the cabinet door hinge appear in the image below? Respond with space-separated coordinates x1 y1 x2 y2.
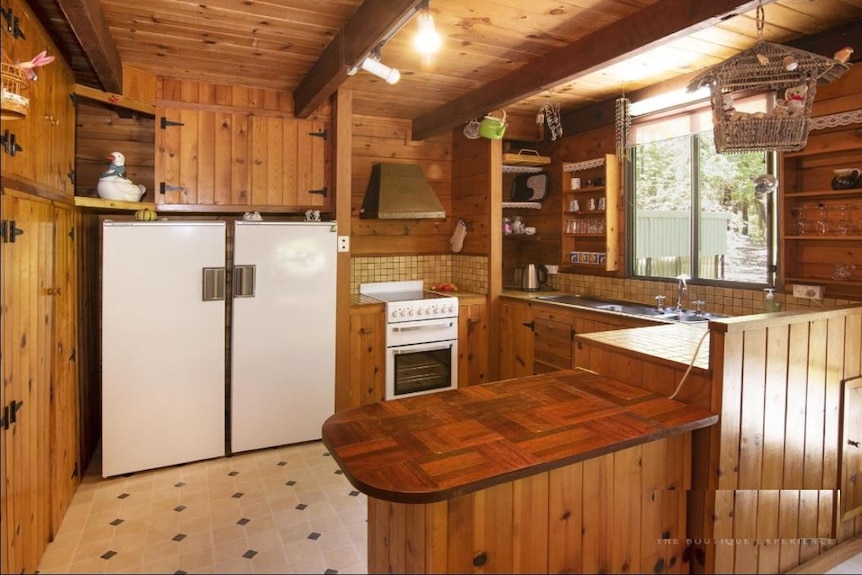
160 182 185 194
1 130 23 156
67 169 76 184
308 187 328 197
69 348 76 362
1 7 25 40
68 227 75 241
1 220 25 243
570 327 576 341
71 462 79 479
522 321 535 331
161 118 185 129
308 129 328 140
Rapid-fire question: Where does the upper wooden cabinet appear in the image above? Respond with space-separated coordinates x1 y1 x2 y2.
0 0 74 197
157 107 329 212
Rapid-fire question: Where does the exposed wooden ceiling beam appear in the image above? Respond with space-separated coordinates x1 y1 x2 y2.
560 18 862 137
55 0 122 93
293 0 420 118
411 0 776 141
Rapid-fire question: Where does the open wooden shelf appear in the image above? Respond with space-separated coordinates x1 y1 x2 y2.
74 197 155 211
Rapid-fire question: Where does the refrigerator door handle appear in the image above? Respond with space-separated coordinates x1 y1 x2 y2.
233 265 256 298
202 267 226 301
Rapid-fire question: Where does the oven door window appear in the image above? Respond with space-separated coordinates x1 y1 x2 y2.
392 344 454 397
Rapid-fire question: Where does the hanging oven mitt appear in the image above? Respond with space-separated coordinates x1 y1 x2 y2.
450 218 468 253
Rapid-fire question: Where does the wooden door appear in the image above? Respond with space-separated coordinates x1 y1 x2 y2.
249 115 329 209
458 298 488 387
158 107 251 206
499 300 533 380
0 190 54 573
50 203 79 535
841 377 862 522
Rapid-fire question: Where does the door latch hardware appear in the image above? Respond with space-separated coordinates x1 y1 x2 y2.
1 220 25 243
849 439 860 448
522 321 535 330
160 118 185 129
308 129 328 140
308 187 328 197
160 182 185 194
1 130 23 155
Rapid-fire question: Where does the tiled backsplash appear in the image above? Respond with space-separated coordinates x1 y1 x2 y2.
351 257 852 315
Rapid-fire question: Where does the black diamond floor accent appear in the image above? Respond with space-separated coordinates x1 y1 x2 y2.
308 532 321 540
324 569 338 574
172 533 187 542
101 550 117 560
334 469 343 475
323 452 331 456
277 461 287 466
117 493 130 499
174 481 186 488
174 571 187 575
295 503 307 510
242 549 258 559
286 480 297 486
232 492 244 499
228 471 239 476
349 490 359 497
110 518 124 526
174 505 187 512
236 518 250 526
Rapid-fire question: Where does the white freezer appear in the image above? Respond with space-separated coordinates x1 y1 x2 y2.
101 221 227 477
230 221 337 453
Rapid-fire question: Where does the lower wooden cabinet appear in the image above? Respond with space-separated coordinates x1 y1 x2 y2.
1 190 82 574
841 377 862 522
501 297 660 377
457 296 488 388
347 303 386 407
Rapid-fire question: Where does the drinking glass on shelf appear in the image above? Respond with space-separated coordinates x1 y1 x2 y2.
831 263 856 281
814 203 829 235
791 206 807 235
835 204 855 236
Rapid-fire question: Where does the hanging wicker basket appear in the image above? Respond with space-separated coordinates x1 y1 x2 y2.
1 51 29 120
688 41 850 153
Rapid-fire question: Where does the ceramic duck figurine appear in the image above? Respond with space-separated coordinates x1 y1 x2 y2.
97 152 146 201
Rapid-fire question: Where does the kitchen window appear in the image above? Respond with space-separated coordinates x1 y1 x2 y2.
627 95 776 286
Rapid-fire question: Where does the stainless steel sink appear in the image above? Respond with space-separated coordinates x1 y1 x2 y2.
535 294 727 322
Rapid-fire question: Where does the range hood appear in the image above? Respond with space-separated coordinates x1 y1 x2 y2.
360 163 446 219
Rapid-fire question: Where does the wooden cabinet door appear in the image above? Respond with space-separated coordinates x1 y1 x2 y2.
500 300 533 380
249 115 329 209
158 108 251 206
841 378 862 522
50 203 79 535
0 190 54 574
533 307 574 373
458 298 488 387
347 304 386 408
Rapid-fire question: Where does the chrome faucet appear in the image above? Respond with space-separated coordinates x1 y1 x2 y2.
675 274 690 312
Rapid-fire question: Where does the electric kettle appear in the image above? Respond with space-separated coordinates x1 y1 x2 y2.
521 263 548 291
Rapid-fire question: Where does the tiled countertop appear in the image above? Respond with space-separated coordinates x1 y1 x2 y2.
577 322 711 371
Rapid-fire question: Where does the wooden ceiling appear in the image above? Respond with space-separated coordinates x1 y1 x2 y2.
30 0 862 140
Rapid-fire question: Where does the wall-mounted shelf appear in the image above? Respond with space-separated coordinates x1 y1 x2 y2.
502 201 542 209
560 154 618 272
74 197 156 211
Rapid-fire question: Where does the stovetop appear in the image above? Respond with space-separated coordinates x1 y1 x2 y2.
359 281 458 322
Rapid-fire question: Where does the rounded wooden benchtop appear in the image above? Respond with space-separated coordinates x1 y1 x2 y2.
321 370 718 504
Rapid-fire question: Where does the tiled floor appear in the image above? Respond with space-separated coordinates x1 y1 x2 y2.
826 552 862 575
36 441 367 574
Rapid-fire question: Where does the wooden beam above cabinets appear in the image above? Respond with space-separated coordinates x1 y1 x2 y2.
55 0 123 93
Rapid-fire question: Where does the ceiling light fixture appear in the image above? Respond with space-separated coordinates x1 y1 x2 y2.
413 0 441 55
349 48 401 84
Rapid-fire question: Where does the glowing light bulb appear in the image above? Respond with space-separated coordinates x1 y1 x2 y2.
414 11 441 55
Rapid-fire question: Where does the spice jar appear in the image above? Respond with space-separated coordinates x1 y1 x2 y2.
503 217 513 235
512 216 525 234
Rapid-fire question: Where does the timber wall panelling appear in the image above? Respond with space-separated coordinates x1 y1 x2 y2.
154 78 330 212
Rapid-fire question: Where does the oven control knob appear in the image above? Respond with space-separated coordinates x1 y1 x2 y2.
417 308 424 316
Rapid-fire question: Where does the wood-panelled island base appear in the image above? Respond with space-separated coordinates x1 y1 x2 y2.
322 370 718 573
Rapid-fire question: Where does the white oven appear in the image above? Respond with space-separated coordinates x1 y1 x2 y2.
386 318 458 400
360 280 459 400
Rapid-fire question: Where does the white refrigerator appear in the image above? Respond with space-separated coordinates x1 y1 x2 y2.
102 221 227 477
101 220 337 477
230 221 336 453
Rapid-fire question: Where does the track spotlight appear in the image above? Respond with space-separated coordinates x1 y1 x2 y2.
360 55 401 84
